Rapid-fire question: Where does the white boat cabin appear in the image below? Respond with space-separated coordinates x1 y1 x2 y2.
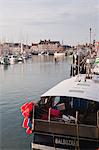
36 74 99 125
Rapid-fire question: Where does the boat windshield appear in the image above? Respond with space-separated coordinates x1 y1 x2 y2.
35 96 99 125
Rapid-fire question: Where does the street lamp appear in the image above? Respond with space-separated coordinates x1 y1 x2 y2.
90 28 92 44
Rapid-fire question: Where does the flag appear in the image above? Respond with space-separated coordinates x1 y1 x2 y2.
21 101 37 135
22 102 34 117
26 127 32 134
22 109 30 118
21 102 29 113
22 117 28 128
28 118 32 129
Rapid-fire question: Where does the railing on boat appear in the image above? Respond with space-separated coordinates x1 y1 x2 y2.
33 119 98 139
32 107 99 139
31 107 99 149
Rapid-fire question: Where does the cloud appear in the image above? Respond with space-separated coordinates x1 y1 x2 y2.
0 0 98 45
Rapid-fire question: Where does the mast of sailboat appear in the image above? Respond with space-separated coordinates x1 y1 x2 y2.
62 40 63 45
21 42 23 54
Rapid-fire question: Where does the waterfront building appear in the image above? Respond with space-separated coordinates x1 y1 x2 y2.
0 43 3 56
0 42 31 56
31 39 66 53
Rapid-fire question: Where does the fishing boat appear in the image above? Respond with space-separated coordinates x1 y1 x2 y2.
23 73 98 150
20 50 99 149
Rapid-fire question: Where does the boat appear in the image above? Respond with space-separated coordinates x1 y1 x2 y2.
93 64 99 75
48 50 54 55
31 51 39 55
20 49 99 149
18 56 24 63
21 73 98 149
93 57 99 75
38 51 49 55
54 52 65 57
9 55 16 64
0 55 10 65
95 57 99 64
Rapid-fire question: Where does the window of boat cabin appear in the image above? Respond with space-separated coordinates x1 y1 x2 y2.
53 96 71 106
52 96 99 112
54 97 60 106
54 97 89 111
54 97 71 111
72 97 88 111
71 98 99 112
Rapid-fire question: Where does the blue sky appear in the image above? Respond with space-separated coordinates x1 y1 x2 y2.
0 0 99 45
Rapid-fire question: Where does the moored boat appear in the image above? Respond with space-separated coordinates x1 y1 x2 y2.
18 56 24 63
21 73 99 149
9 55 16 64
93 57 99 75
54 52 65 57
0 55 10 65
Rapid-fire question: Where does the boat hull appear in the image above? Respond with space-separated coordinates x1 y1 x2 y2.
31 119 99 149
32 132 98 149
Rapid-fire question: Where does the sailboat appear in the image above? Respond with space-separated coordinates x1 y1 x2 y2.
18 43 24 63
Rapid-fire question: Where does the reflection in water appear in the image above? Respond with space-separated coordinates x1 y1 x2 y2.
3 65 9 70
31 55 68 64
32 55 54 63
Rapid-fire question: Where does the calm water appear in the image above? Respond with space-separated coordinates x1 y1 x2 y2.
0 55 71 150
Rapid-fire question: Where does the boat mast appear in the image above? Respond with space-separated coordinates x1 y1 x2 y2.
21 43 23 54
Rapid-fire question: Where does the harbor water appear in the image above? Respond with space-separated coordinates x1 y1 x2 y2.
0 55 71 150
